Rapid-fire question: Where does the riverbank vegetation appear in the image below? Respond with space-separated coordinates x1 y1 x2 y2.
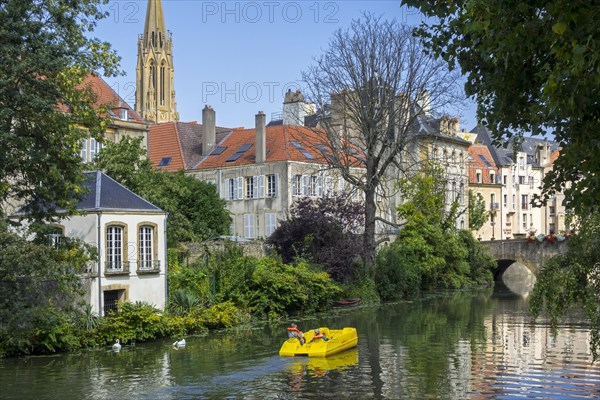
374 164 494 300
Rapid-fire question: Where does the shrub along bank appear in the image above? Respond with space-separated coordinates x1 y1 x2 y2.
1 234 494 358
0 242 341 358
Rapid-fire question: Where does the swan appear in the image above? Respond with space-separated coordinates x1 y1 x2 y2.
173 338 186 347
112 339 121 352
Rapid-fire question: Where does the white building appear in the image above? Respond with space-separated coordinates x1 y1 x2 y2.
22 171 169 315
473 126 559 239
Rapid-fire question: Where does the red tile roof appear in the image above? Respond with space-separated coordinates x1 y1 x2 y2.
78 74 145 124
149 121 363 172
148 122 231 171
467 144 499 184
194 125 335 170
149 122 185 171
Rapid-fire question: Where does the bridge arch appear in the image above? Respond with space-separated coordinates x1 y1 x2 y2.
493 259 517 281
481 239 567 279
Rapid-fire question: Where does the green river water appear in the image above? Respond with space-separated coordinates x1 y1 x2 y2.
1 283 599 399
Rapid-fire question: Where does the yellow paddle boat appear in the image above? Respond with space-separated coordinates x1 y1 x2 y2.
279 327 358 357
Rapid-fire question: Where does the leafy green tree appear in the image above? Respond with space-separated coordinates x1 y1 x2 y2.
375 163 493 297
91 136 153 189
375 241 422 300
170 245 341 319
529 214 600 360
402 1 600 215
267 196 365 282
468 191 489 231
93 137 230 245
396 162 465 232
0 223 95 356
0 0 120 221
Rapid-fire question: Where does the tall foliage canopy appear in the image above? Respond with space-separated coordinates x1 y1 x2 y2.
396 162 465 232
403 1 600 215
0 0 120 221
402 0 600 360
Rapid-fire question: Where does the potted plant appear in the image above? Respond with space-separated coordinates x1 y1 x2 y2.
545 229 557 244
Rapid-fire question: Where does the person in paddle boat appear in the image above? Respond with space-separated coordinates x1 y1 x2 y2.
287 323 304 345
312 328 328 342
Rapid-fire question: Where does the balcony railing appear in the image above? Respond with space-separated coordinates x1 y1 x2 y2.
137 260 161 274
105 261 130 276
490 202 499 210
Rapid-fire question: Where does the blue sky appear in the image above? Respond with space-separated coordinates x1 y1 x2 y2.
94 0 477 128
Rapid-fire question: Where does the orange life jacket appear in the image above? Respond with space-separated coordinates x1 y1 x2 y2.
287 327 301 335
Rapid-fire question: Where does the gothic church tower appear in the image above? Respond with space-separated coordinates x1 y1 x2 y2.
136 0 179 123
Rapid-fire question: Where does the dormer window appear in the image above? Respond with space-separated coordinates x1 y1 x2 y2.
119 108 128 121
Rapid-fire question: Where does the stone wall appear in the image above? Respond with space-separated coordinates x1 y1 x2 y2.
182 240 268 265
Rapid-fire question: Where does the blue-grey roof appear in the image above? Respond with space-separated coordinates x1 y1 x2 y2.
471 124 508 165
470 125 559 167
78 171 163 213
411 114 472 146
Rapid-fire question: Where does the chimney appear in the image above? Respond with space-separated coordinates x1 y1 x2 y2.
283 89 306 126
417 88 430 116
450 117 459 133
202 105 215 155
255 111 266 164
536 141 550 165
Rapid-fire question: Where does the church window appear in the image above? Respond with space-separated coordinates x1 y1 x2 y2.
150 61 156 89
151 32 155 47
160 62 165 105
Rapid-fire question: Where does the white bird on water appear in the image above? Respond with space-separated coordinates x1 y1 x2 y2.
112 339 121 352
173 339 186 348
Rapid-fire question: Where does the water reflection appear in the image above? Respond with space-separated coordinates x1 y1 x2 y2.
1 290 599 399
502 261 537 296
285 348 359 377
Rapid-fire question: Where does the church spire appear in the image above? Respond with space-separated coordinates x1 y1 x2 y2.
135 0 179 124
144 0 166 47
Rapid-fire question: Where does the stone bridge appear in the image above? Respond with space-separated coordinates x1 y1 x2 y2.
480 239 568 280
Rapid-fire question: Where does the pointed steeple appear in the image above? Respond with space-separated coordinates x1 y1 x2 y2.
136 0 179 124
144 0 166 48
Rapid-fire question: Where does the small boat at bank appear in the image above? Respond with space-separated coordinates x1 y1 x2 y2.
279 327 358 357
332 298 361 307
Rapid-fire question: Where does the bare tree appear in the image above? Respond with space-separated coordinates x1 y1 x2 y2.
301 13 464 270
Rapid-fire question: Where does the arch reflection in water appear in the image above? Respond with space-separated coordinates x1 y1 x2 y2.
286 348 359 377
502 261 536 296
